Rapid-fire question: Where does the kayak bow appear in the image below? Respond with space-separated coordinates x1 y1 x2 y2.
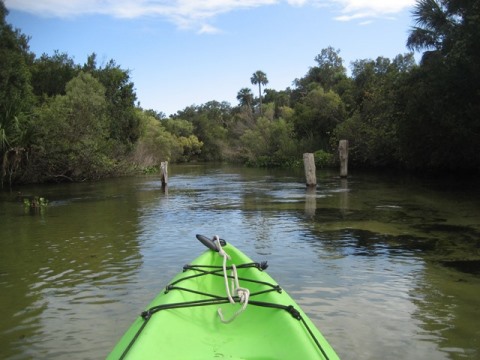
107 235 339 359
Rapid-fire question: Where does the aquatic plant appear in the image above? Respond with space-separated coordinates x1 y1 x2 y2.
23 196 49 214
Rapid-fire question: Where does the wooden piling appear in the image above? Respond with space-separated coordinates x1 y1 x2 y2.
339 140 348 178
303 153 316 187
160 161 168 188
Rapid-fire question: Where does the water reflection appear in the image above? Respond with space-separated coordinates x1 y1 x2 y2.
305 187 317 217
339 178 349 215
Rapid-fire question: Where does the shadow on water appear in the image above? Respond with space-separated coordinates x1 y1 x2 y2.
303 172 480 275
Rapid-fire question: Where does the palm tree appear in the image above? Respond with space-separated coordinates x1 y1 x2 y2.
406 0 456 59
250 70 268 115
236 88 254 108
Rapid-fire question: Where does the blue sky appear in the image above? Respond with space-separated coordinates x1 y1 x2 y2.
5 0 417 116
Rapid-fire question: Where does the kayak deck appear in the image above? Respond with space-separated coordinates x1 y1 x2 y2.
107 242 339 359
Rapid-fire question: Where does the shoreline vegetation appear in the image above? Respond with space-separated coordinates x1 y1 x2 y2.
1 0 479 189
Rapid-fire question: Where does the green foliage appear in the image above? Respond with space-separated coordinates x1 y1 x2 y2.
0 5 145 184
240 117 297 167
2 0 480 184
30 51 79 100
314 150 335 168
177 135 203 161
251 70 268 114
333 54 415 168
132 111 203 168
0 1 33 153
236 88 254 108
263 90 292 119
175 101 231 161
0 2 34 186
87 56 139 147
293 47 347 98
133 111 180 167
23 196 48 214
162 118 194 137
399 0 480 172
292 86 346 152
28 72 115 181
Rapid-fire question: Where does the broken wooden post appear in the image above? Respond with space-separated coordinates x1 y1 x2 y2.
160 161 168 188
339 140 348 178
303 153 316 187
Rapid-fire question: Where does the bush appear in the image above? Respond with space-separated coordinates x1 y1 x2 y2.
314 150 335 168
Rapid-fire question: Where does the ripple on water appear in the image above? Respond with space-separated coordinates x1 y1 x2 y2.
1 168 479 360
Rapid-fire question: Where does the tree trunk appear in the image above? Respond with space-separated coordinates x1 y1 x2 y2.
258 83 262 115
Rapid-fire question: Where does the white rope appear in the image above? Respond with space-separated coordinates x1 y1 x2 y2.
213 235 250 324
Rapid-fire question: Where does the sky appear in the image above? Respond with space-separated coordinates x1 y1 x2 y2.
5 0 417 116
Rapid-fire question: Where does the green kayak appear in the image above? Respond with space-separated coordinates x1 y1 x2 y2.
107 235 339 359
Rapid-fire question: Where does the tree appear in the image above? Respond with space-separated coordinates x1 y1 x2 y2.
162 118 194 137
0 1 33 150
240 117 296 167
236 87 254 109
407 0 453 56
293 47 347 101
407 0 480 67
28 72 112 181
91 59 139 147
333 54 415 167
263 89 291 118
30 51 79 100
0 0 34 186
399 0 480 172
250 70 268 115
175 101 231 161
132 110 181 167
312 46 346 89
292 86 346 151
144 109 166 120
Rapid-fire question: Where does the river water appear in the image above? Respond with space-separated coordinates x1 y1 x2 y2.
0 165 479 360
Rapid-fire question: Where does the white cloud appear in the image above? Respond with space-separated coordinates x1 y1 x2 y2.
286 0 309 5
338 0 415 14
5 0 416 31
359 20 373 26
330 0 416 21
198 23 222 34
335 12 373 22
